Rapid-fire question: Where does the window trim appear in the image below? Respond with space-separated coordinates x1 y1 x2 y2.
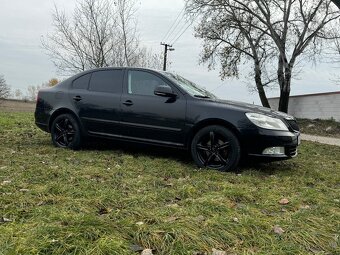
88 69 124 94
126 69 174 97
71 73 91 90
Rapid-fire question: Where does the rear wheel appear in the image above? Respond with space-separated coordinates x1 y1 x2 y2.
51 114 81 150
191 125 241 172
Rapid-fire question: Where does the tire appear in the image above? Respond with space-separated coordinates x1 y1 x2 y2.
51 113 82 150
190 125 241 172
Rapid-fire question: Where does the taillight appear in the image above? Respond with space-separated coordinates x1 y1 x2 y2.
36 91 40 102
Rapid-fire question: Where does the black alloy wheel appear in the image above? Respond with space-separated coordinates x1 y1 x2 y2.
51 114 81 150
191 125 241 171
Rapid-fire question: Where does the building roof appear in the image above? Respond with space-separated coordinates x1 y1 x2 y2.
269 91 340 100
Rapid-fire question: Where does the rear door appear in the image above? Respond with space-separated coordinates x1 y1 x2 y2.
69 69 124 135
120 69 187 146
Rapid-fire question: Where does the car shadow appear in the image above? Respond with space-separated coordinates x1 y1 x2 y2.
82 137 295 175
238 158 297 175
83 137 192 164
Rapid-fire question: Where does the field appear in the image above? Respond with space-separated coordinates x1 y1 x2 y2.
0 99 35 113
0 112 339 255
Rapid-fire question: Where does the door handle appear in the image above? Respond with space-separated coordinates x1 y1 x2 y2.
73 96 82 102
123 100 134 106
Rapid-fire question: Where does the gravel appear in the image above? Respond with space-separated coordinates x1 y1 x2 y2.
301 134 340 147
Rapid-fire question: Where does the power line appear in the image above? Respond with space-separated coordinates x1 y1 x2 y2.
170 15 197 45
162 7 186 43
159 10 198 69
168 18 188 43
210 84 225 92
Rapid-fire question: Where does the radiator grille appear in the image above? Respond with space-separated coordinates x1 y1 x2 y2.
286 119 300 132
286 146 298 157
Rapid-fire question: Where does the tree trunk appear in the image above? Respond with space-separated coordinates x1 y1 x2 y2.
254 62 271 108
278 68 291 113
277 55 292 113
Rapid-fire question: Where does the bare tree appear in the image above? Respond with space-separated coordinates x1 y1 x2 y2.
25 78 60 101
188 2 277 107
117 0 138 66
42 0 162 75
137 47 164 70
186 0 340 112
25 85 42 101
0 75 10 102
14 89 23 100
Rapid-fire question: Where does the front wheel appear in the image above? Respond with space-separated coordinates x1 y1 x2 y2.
51 114 82 150
191 125 241 172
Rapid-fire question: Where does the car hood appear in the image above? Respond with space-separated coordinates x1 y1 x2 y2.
208 98 295 120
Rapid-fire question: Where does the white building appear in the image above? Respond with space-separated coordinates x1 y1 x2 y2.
268 91 340 121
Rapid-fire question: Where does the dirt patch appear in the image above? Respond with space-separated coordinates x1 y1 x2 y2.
297 118 340 139
301 134 340 146
0 99 35 113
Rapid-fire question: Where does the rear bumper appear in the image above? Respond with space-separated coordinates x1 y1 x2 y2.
242 129 300 159
35 108 50 133
35 121 49 132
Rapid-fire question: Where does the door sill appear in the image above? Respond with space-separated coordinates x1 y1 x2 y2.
88 131 185 148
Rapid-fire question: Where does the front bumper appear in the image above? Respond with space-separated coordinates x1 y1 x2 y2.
242 128 300 159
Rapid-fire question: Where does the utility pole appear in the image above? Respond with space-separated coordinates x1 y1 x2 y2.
161 42 175 71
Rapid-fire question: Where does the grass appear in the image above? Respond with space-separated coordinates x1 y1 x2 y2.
0 112 339 255
298 118 340 138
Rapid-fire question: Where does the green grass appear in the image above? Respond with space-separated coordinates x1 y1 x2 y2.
0 112 339 255
298 118 340 138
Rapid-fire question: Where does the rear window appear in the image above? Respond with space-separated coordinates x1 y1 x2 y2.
72 73 91 90
89 70 123 94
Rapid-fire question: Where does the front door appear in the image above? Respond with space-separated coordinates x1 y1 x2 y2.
120 69 186 146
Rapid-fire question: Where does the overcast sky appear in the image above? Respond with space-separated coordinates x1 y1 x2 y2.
0 0 339 104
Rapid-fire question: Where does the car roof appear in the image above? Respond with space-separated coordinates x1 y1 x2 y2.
81 67 160 73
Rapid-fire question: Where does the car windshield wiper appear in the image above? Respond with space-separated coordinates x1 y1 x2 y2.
194 95 210 99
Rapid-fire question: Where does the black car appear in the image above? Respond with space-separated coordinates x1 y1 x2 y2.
35 67 300 171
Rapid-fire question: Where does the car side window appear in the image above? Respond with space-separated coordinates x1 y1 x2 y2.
89 70 123 94
72 73 91 90
128 70 171 96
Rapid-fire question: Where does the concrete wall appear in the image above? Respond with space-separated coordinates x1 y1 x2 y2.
269 93 340 121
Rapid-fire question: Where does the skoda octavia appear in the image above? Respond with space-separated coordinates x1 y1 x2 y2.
35 67 300 171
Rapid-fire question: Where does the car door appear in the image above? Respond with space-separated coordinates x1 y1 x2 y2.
120 69 187 146
69 69 124 135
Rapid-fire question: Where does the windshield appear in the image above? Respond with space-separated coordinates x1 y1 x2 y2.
162 72 216 99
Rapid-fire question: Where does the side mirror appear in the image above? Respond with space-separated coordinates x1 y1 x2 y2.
154 85 177 97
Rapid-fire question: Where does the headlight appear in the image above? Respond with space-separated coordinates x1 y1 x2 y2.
246 113 289 131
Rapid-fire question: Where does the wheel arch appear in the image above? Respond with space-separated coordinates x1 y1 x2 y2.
48 108 84 134
187 118 242 149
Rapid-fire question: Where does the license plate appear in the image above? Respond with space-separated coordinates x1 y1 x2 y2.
297 135 301 145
